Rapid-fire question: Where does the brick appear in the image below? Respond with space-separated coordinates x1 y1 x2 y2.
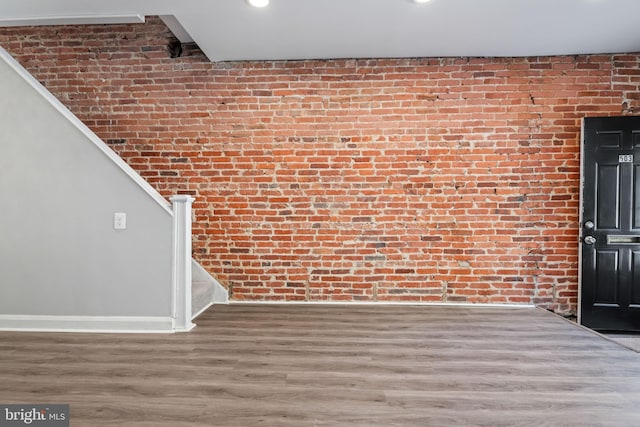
3 18 639 314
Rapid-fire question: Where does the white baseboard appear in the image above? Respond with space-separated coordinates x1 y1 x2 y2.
228 301 535 308
0 314 176 333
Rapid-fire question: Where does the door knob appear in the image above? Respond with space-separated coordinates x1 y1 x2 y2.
584 220 594 230
584 236 596 245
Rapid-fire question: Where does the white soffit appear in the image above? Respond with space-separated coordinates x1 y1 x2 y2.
0 0 639 62
0 14 145 27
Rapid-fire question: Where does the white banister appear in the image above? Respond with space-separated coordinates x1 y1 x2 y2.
171 195 196 332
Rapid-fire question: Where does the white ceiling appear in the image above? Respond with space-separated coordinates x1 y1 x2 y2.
1 0 640 62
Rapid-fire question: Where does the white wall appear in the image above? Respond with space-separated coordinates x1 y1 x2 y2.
0 48 175 329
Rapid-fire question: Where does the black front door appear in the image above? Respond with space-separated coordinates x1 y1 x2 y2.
580 116 640 331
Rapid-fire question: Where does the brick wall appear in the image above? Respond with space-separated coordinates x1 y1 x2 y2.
2 18 639 314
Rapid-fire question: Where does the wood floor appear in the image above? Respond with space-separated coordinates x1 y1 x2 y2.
1 304 640 426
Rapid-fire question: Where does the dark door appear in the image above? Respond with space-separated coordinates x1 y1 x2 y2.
581 116 640 331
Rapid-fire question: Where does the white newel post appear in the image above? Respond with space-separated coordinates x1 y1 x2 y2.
171 195 195 332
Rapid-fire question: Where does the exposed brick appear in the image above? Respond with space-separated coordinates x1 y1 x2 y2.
2 17 639 314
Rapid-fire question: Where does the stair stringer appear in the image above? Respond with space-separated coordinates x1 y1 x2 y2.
192 259 229 320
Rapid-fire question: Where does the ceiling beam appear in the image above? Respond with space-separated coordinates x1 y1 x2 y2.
0 14 145 27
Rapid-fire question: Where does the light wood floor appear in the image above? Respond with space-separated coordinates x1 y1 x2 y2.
2 304 640 426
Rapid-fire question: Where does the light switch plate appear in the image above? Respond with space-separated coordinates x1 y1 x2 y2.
114 212 127 230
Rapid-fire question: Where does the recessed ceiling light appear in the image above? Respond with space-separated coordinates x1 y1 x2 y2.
413 0 431 3
247 0 270 7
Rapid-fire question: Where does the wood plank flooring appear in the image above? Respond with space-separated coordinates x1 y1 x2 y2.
1 304 640 426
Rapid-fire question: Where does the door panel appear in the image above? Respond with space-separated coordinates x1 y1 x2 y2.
635 165 640 229
633 251 640 306
581 116 640 331
596 164 620 229
596 131 622 148
594 250 619 305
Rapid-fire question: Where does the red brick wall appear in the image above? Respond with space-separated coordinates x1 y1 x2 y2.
2 18 639 313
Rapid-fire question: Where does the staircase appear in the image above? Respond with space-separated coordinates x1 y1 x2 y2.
0 45 227 333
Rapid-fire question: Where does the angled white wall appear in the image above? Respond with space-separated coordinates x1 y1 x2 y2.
0 47 176 332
